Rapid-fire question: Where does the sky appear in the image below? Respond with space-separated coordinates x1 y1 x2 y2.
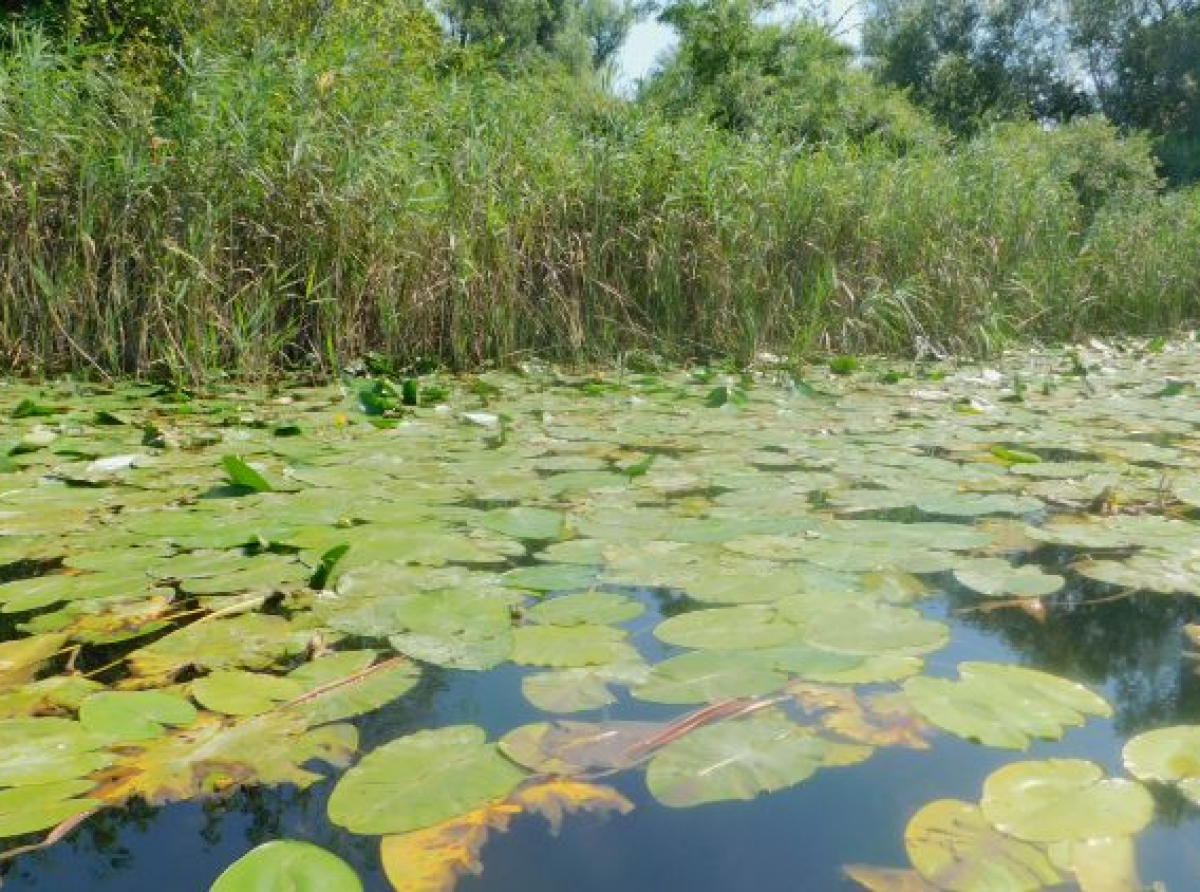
616 19 677 88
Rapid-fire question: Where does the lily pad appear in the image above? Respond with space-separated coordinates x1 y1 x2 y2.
1122 725 1200 805
905 799 1062 890
0 717 111 785
525 591 642 626
287 654 421 725
210 840 362 892
0 780 99 839
633 650 786 705
953 559 1065 599
80 691 197 742
791 602 949 657
980 759 1153 843
511 625 638 668
381 592 514 671
327 725 525 835
502 564 599 593
904 662 1111 749
646 714 870 808
653 606 799 650
191 671 305 717
481 507 566 541
522 670 618 713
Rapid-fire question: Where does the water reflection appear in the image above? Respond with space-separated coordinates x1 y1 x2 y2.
4 572 1200 890
950 580 1200 734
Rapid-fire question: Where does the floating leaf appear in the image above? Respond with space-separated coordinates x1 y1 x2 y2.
500 720 665 775
953 559 1065 599
210 841 362 892
904 662 1111 749
788 683 931 749
791 602 949 657
521 670 617 713
191 671 305 717
1051 836 1143 892
502 563 598 593
500 700 771 776
0 780 99 839
843 865 938 891
634 650 786 705
480 507 565 541
0 633 67 690
653 606 798 650
79 691 197 742
379 780 631 892
95 713 356 806
525 591 642 626
646 714 870 808
327 726 525 835
221 455 274 493
511 779 633 832
126 614 317 685
511 625 637 668
287 653 420 725
980 759 1153 843
0 717 111 785
0 675 102 719
380 799 519 892
1122 725 1200 805
381 592 514 671
904 799 1062 890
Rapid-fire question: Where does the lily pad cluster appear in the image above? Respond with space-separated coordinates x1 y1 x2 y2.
0 341 1194 889
848 758 1155 891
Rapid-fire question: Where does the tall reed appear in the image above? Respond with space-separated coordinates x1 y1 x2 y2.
1 27 1197 379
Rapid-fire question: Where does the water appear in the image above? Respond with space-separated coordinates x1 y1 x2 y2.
5 585 1198 890
1 349 1199 891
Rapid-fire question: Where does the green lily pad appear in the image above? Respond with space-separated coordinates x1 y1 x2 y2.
511 625 638 668
904 662 1111 749
502 563 599 593
0 717 111 785
286 653 421 725
127 613 317 684
327 725 525 834
526 591 643 626
1122 725 1200 805
953 559 1065 598
381 591 514 670
0 633 68 690
1073 552 1200 596
646 714 870 808
0 780 99 839
481 507 566 541
905 799 1063 891
653 606 799 650
522 670 617 713
790 602 949 657
210 840 362 892
221 455 274 493
79 691 197 742
191 671 306 717
633 650 786 705
980 759 1153 843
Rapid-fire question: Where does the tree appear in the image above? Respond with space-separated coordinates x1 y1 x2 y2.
642 0 940 150
439 0 647 69
863 0 1089 135
1109 5 1200 182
